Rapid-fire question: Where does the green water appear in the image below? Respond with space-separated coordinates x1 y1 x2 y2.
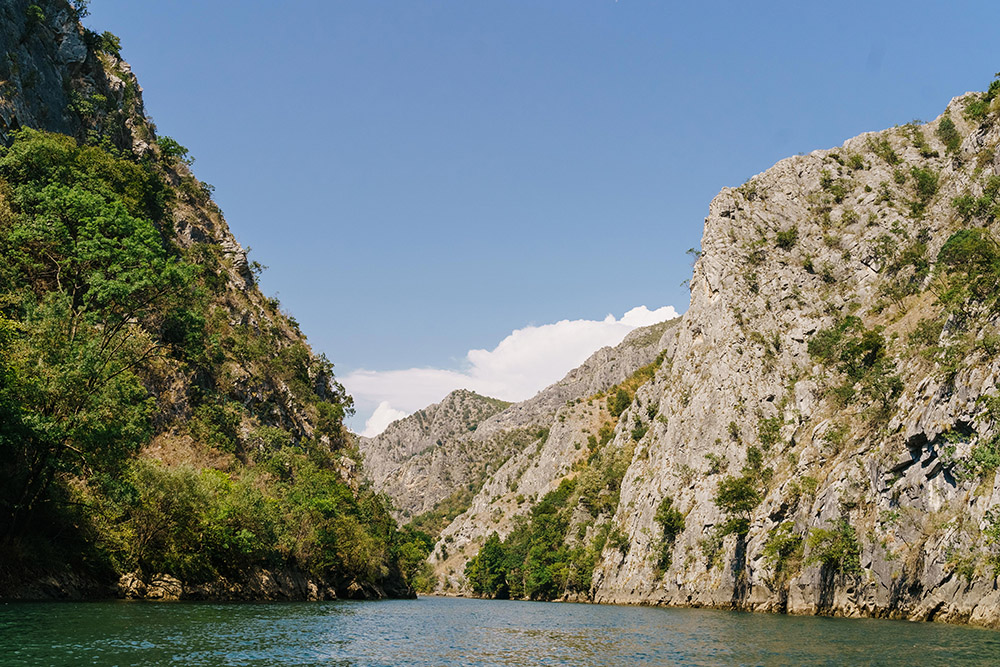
1 596 998 666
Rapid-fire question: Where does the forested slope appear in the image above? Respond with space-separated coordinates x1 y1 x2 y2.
0 0 426 600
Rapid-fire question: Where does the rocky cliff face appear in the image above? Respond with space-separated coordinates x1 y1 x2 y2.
413 321 678 587
1 0 347 455
586 89 1000 626
359 390 511 510
1 0 150 153
423 83 1000 626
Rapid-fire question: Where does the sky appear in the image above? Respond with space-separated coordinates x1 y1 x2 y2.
84 0 1000 434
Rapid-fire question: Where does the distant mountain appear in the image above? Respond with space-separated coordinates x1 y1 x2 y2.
360 318 677 553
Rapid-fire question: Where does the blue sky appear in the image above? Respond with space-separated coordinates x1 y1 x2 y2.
85 1 1000 432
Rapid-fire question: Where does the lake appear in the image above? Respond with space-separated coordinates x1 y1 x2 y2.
2 596 999 666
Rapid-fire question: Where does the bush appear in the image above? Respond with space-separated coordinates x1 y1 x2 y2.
963 75 1000 121
936 114 962 153
98 31 122 58
158 136 193 165
25 4 45 26
867 136 899 165
757 416 782 450
763 522 803 583
714 474 761 537
608 388 631 418
808 317 902 418
805 518 861 576
654 496 685 572
952 176 1000 224
935 229 1000 309
909 166 939 216
775 227 798 250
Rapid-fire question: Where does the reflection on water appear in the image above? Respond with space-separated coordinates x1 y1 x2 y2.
2 596 1000 666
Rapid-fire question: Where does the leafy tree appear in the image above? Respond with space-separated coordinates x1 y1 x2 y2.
763 521 803 584
654 496 685 571
608 387 631 417
465 532 508 598
805 518 861 576
0 130 194 538
936 114 961 153
714 474 761 537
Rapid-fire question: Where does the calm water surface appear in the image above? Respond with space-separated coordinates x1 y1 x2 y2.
1 596 999 666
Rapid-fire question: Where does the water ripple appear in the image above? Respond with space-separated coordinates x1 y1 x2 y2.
2 597 1000 666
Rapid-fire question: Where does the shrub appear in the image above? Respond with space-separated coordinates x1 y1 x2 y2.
705 452 727 475
776 227 798 250
936 114 962 153
158 136 194 165
808 317 902 419
714 474 761 537
763 522 803 582
604 528 629 555
909 166 939 216
757 416 782 450
189 401 244 452
819 170 851 203
98 31 122 58
935 229 1000 309
952 175 1000 224
25 4 45 26
964 74 1000 121
806 518 861 576
608 388 631 418
654 496 685 572
867 136 899 165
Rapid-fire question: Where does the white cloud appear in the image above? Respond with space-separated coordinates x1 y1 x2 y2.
344 305 679 437
360 401 410 438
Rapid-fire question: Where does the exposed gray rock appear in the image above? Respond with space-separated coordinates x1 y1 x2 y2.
586 95 1000 627
364 320 677 522
360 390 511 493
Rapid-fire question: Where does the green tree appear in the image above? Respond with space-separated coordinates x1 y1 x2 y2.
654 496 685 571
608 388 631 417
714 475 761 537
465 532 508 598
0 130 194 539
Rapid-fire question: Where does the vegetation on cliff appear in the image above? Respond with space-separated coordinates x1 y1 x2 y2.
0 128 423 596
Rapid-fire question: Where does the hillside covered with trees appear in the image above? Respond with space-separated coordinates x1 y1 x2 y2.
0 0 430 599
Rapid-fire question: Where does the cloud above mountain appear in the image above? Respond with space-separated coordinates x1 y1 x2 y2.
344 305 678 437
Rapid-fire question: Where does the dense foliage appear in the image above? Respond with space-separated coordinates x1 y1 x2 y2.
0 129 418 595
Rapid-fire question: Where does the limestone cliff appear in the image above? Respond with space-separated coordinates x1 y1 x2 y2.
587 88 1000 625
359 390 511 514
444 82 1000 627
362 323 676 525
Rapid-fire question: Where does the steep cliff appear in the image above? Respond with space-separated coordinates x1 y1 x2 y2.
453 80 1000 626
362 323 676 529
0 0 415 600
587 88 1000 625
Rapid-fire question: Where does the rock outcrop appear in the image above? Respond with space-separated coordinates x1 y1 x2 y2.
379 84 1000 626
584 91 1000 626
359 390 511 505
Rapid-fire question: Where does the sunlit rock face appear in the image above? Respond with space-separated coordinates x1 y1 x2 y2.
406 90 1000 626
589 97 1000 626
